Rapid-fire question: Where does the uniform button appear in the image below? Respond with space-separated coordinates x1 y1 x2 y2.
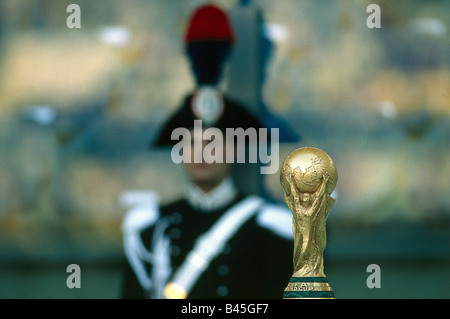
216 285 228 297
217 265 229 276
170 212 182 224
168 228 181 239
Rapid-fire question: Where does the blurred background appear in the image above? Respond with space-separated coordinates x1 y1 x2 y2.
0 0 449 299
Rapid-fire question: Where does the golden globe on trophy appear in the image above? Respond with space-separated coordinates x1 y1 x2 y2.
280 147 337 299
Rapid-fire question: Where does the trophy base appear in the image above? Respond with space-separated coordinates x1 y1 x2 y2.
283 277 335 299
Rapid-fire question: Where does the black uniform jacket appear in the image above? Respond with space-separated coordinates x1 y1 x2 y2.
120 189 293 299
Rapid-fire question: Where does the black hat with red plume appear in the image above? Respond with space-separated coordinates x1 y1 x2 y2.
184 3 235 86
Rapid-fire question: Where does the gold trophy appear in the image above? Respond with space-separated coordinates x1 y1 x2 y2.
280 147 337 299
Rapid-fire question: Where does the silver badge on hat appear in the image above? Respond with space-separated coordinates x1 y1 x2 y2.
191 87 224 126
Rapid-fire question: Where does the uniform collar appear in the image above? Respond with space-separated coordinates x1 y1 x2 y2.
186 177 238 212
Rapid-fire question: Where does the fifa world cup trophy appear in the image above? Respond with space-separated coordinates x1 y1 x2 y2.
280 147 337 299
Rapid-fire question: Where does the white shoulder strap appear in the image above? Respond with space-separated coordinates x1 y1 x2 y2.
166 195 263 298
256 204 293 240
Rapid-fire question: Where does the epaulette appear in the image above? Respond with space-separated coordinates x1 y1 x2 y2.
120 190 160 234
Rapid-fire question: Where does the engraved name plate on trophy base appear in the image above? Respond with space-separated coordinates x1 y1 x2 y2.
283 277 335 299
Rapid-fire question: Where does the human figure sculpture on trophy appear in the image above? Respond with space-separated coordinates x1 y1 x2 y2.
280 147 337 299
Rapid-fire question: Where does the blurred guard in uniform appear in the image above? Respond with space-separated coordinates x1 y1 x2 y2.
120 3 292 299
